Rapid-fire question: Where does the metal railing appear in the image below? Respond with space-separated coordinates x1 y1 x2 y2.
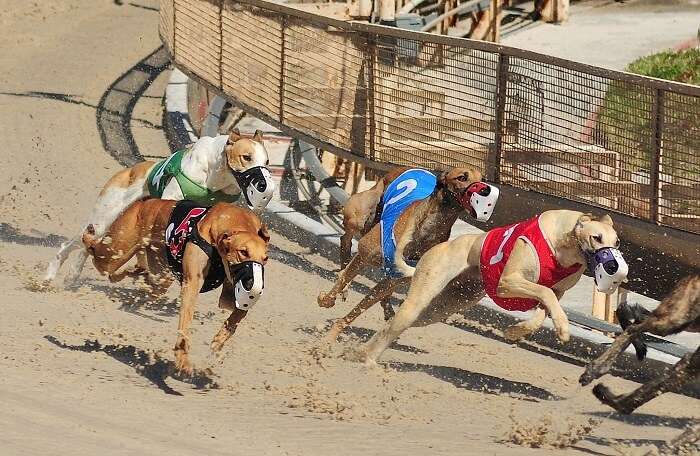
160 0 700 235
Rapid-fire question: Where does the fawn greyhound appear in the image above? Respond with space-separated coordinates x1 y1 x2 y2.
361 210 628 364
82 199 270 374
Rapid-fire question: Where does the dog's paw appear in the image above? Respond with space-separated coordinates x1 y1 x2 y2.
317 292 336 308
557 328 571 344
174 351 194 376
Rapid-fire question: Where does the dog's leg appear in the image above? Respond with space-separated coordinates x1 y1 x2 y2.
339 230 355 271
318 250 370 308
579 319 653 385
44 235 84 282
497 276 570 343
144 248 172 297
593 347 699 414
210 308 248 353
504 308 547 342
380 298 394 321
326 278 405 342
174 244 208 376
363 235 479 364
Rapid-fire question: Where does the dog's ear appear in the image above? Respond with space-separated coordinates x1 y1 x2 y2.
578 213 592 225
217 232 235 254
599 214 614 226
227 128 242 144
253 129 264 142
258 224 271 243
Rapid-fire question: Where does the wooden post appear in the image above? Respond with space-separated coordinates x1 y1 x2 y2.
538 0 569 24
489 0 501 43
488 53 508 183
378 0 395 22
592 287 616 323
649 89 664 223
366 34 377 162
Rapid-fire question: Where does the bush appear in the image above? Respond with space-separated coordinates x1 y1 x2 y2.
599 48 700 176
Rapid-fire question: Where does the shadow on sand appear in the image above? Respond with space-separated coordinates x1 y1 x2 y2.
386 361 559 402
45 336 218 396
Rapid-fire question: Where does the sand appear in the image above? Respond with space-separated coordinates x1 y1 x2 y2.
0 1 698 455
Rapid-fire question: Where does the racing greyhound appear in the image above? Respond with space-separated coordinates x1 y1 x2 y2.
319 167 497 342
82 200 270 375
579 274 699 414
362 210 627 364
45 129 274 285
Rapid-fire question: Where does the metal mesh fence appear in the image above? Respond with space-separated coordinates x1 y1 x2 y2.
161 0 700 235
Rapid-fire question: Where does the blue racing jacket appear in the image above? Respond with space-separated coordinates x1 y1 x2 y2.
379 169 437 277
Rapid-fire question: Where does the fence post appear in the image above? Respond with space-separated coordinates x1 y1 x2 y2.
172 0 177 56
649 88 664 223
218 0 223 90
489 53 508 183
366 33 377 163
279 16 287 123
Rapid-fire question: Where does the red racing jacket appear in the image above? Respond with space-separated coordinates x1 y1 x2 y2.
480 216 582 312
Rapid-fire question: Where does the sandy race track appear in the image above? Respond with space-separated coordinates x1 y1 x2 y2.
0 1 697 455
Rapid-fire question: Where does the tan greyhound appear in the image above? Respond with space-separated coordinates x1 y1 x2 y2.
362 210 623 364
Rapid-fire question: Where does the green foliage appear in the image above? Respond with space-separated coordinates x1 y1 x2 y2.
627 48 700 85
599 48 700 174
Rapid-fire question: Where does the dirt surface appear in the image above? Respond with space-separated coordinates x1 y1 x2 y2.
0 1 698 455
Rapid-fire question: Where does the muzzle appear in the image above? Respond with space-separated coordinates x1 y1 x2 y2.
457 182 500 222
226 261 265 311
585 247 628 294
233 166 275 212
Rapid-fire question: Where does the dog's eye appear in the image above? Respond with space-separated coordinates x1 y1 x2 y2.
593 234 603 243
242 155 252 161
615 238 620 248
456 175 468 182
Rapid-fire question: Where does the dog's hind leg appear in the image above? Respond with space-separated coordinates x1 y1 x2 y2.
579 325 640 386
44 235 83 282
326 278 407 342
363 235 479 364
593 347 699 414
380 298 394 321
318 234 381 308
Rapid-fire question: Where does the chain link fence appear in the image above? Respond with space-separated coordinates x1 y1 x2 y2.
160 0 700 235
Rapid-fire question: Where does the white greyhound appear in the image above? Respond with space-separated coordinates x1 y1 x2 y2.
44 129 272 285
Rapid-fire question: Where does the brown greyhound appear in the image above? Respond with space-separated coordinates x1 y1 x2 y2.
339 166 409 269
82 200 270 375
579 274 699 414
319 166 484 342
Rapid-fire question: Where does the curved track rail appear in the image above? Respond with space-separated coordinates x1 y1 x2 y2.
159 0 699 300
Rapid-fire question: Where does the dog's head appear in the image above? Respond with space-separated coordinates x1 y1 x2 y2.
216 224 271 267
224 128 270 172
574 213 620 254
438 166 483 196
216 222 270 311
